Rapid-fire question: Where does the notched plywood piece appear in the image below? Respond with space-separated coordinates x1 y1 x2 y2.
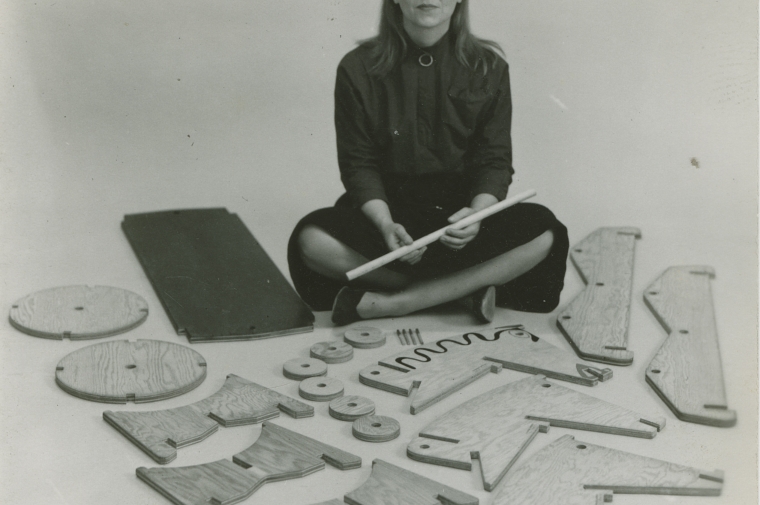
407 375 664 491
359 325 612 414
644 266 736 427
104 374 313 464
10 285 148 340
491 435 723 504
55 339 206 403
557 227 641 365
137 421 361 505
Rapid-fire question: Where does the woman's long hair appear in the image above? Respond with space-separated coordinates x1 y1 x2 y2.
363 0 503 77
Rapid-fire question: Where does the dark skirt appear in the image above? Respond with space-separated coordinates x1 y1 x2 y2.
287 194 569 312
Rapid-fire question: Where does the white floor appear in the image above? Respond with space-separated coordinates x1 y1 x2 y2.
0 1 756 504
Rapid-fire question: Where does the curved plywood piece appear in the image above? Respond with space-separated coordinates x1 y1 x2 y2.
137 422 361 505
557 227 641 365
492 435 723 504
644 266 736 427
9 285 148 340
359 325 612 414
104 374 313 463
407 375 665 491
55 339 206 403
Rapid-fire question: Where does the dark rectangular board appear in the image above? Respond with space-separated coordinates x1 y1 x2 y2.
122 208 314 342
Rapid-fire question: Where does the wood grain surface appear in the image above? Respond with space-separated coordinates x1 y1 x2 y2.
310 341 354 363
283 357 328 380
557 227 641 365
55 339 206 403
9 285 148 340
137 422 361 505
407 374 665 491
358 325 612 414
644 266 736 427
329 395 375 421
352 415 400 443
104 374 313 463
344 327 386 349
299 377 344 402
491 435 723 504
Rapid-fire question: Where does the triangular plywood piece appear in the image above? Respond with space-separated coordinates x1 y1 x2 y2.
407 375 664 491
137 422 361 505
359 325 612 414
644 266 736 427
492 435 723 504
104 374 313 463
557 227 640 365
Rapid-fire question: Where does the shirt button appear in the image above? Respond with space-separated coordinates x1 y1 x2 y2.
393 130 399 135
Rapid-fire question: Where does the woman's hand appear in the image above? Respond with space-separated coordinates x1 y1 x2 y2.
381 222 426 265
440 207 480 250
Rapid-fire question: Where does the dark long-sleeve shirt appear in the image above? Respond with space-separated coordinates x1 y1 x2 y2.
334 32 514 210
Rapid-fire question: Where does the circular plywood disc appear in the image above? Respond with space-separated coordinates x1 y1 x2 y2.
344 327 385 349
352 415 400 443
310 341 354 364
55 339 206 403
329 395 375 421
10 285 149 340
283 357 328 380
299 377 344 402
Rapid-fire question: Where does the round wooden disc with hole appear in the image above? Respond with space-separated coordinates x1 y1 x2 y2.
329 395 375 421
352 415 400 443
299 377 344 402
10 285 149 340
55 339 206 403
343 327 385 349
283 357 328 380
310 341 354 363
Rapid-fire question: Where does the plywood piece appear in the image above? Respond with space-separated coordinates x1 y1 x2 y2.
352 415 400 443
492 435 723 504
344 327 386 348
9 285 148 340
359 325 612 414
329 395 375 421
122 208 314 342
283 357 327 380
557 227 641 365
55 339 206 403
299 377 344 401
137 422 361 505
311 341 354 363
407 374 665 491
104 374 313 463
644 266 736 427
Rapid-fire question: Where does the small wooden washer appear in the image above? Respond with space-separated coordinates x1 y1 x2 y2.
329 395 375 421
310 341 354 363
352 415 400 443
299 377 344 402
344 326 385 349
283 357 327 380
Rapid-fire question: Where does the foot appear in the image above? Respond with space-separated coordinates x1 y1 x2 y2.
459 286 496 323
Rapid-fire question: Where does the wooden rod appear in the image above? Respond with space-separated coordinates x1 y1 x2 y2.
345 189 537 281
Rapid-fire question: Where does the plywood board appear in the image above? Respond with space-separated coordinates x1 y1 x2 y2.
644 266 736 427
55 339 206 403
104 374 313 463
137 422 361 505
492 435 723 504
9 285 148 340
359 325 612 414
407 375 665 491
557 227 641 365
122 208 313 342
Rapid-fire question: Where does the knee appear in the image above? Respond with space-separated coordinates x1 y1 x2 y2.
297 225 331 265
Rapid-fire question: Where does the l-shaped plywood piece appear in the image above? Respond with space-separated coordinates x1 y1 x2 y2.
359 325 612 414
105 374 313 463
137 422 361 505
407 375 665 491
644 266 736 427
491 435 723 504
557 227 641 365
309 459 478 505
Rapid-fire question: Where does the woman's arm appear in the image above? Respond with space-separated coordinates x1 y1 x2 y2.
440 193 498 250
361 199 426 265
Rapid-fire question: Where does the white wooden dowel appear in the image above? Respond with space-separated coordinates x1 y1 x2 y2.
346 189 537 281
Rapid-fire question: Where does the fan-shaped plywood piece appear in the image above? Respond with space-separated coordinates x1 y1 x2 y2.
104 374 313 463
137 422 361 505
557 227 641 365
644 266 736 427
10 285 148 340
407 375 665 491
56 339 206 403
491 435 723 504
359 325 612 414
